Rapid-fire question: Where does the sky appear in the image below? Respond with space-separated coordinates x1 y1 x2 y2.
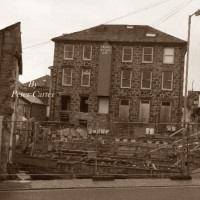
0 0 200 91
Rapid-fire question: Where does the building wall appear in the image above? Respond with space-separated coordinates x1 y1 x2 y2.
50 41 186 125
0 23 22 175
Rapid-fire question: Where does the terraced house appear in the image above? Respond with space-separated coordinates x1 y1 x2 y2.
50 24 187 126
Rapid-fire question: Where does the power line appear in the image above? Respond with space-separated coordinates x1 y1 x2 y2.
23 41 51 50
104 0 171 24
153 0 193 26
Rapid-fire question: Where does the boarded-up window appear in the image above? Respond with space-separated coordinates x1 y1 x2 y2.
119 99 130 121
141 71 152 89
160 101 171 122
142 47 153 63
139 100 150 122
83 45 92 60
80 96 89 112
64 45 74 60
61 95 70 110
62 68 72 86
81 69 91 86
122 46 133 62
162 72 173 90
121 70 132 88
98 97 109 114
163 48 174 64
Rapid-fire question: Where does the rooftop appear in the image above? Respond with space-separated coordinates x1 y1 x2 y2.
52 24 186 44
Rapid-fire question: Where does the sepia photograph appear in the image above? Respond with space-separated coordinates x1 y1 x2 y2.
0 0 200 199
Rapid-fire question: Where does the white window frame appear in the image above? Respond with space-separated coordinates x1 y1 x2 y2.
120 70 132 88
122 46 133 62
63 45 74 60
83 45 92 60
81 68 91 87
163 47 174 64
141 71 152 89
142 47 153 63
162 72 173 91
62 68 73 86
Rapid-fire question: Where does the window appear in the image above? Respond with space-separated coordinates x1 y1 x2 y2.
119 99 130 121
141 71 152 89
122 46 133 62
121 69 132 88
162 72 173 90
139 100 150 122
83 45 92 60
62 68 72 86
98 97 109 114
81 69 91 87
142 47 153 63
61 95 70 110
160 101 171 122
163 48 174 64
64 45 74 60
80 96 89 112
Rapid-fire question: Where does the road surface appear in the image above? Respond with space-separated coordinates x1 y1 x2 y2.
1 186 200 200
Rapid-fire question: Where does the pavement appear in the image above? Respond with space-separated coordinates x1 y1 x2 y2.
1 178 200 191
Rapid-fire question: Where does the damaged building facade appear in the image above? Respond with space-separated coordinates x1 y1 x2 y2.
50 25 187 126
0 23 22 174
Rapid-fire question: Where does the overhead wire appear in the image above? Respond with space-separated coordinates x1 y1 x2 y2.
104 0 171 24
152 0 194 26
22 0 172 50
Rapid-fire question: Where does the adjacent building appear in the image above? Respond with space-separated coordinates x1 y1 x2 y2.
0 22 22 175
50 24 187 126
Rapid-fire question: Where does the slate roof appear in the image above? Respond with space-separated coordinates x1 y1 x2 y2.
23 75 50 87
52 24 186 44
21 95 45 105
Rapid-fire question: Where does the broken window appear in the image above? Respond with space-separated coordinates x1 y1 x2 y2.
163 48 174 64
83 45 92 60
142 47 153 63
81 69 91 87
122 46 133 62
141 71 152 89
80 96 89 112
119 99 130 121
98 97 109 114
64 45 74 60
61 95 70 110
62 68 72 86
139 100 150 122
162 72 173 90
121 69 132 88
160 101 171 122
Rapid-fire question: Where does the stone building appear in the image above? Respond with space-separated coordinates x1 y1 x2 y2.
50 25 187 126
0 22 22 175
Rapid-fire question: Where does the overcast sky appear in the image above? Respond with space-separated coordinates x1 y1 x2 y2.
1 0 200 91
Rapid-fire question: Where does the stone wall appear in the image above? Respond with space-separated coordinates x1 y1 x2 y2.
0 23 22 176
50 41 186 125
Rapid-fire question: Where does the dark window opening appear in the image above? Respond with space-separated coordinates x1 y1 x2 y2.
61 95 70 110
80 96 89 112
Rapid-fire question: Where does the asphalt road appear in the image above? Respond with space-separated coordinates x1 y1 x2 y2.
1 186 200 200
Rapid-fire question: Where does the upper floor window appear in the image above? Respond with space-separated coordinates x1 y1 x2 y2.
162 71 173 90
64 45 74 60
81 68 91 87
142 47 153 63
83 45 92 60
141 71 152 89
62 68 72 86
122 46 133 62
121 69 132 88
163 48 174 64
